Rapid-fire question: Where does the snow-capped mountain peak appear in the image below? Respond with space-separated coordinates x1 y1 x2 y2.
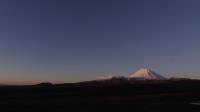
99 75 116 80
128 68 166 80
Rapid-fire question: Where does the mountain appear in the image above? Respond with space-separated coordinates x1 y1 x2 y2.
99 75 116 80
128 68 166 80
169 77 191 81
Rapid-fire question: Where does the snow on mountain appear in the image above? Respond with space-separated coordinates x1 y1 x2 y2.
99 75 116 80
98 68 166 81
128 68 166 80
99 75 127 80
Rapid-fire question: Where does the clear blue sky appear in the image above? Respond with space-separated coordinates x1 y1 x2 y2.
0 0 200 84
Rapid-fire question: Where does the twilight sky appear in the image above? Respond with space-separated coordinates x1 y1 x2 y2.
0 0 200 84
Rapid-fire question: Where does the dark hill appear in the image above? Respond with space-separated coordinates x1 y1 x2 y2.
0 80 200 112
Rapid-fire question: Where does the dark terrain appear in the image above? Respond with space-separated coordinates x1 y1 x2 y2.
1 80 200 112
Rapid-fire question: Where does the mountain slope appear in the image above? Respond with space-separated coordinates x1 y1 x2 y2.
128 68 166 80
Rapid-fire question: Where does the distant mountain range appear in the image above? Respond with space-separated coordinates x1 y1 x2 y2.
11 68 193 86
99 68 167 81
92 68 195 85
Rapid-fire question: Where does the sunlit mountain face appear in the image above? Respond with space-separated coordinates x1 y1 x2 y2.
98 68 167 81
128 68 167 80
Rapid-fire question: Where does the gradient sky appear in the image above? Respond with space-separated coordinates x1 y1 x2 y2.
0 0 200 84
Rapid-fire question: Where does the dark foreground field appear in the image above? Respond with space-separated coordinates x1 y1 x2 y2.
1 80 200 112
